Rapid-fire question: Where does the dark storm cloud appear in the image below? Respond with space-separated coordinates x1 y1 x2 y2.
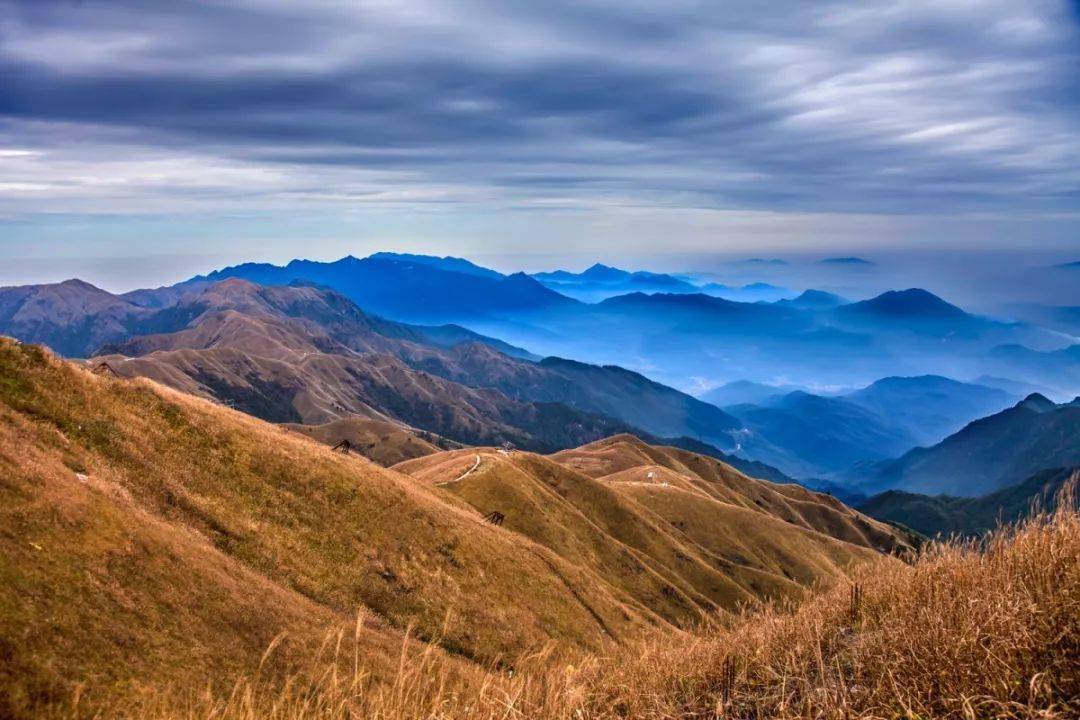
1 0 1079 215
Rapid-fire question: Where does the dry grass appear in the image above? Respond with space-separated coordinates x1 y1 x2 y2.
81 481 1080 720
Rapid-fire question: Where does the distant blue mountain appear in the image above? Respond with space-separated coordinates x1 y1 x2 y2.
819 256 874 265
699 282 794 302
839 288 968 319
191 254 577 323
725 391 919 477
1052 260 1080 269
776 289 846 309
845 375 1017 446
717 375 1021 478
368 252 504 280
531 264 698 301
700 380 808 407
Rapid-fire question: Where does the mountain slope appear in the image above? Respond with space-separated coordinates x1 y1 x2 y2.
854 394 1080 496
281 417 458 466
0 339 907 715
858 467 1078 538
548 435 907 553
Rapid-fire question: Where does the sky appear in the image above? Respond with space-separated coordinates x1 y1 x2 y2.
1 0 1079 291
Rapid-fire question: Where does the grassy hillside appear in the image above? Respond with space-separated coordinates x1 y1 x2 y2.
0 339 904 717
551 435 907 552
78 480 1080 720
394 438 907 627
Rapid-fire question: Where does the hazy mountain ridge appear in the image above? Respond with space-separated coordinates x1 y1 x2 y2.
849 394 1080 496
711 375 1019 480
191 255 578 323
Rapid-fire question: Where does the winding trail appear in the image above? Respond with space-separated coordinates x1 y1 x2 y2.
437 454 481 486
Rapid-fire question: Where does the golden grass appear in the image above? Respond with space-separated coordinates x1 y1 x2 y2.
81 480 1080 720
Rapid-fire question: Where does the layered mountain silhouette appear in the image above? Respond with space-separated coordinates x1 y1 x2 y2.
0 337 909 706
851 394 1080 496
700 380 809 407
2 253 1075 492
104 254 1073 401
713 375 1017 479
532 263 699 302
724 391 920 478
845 375 1017 446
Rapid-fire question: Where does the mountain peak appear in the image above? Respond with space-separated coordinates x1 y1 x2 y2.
1015 393 1057 413
849 288 966 318
819 256 874 265
58 278 108 293
774 289 845 309
581 263 629 282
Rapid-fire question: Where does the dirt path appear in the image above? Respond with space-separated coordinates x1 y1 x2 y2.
438 454 481 486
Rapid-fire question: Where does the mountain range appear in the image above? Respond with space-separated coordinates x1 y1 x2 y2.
190 254 577 324
98 253 1074 402
0 276 754 464
1 252 1076 500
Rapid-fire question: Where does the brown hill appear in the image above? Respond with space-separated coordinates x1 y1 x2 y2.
0 339 907 716
0 279 148 357
395 439 909 623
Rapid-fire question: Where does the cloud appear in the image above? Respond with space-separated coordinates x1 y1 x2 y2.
0 0 1078 223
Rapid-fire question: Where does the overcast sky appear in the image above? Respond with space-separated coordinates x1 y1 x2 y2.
2 0 1079 289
